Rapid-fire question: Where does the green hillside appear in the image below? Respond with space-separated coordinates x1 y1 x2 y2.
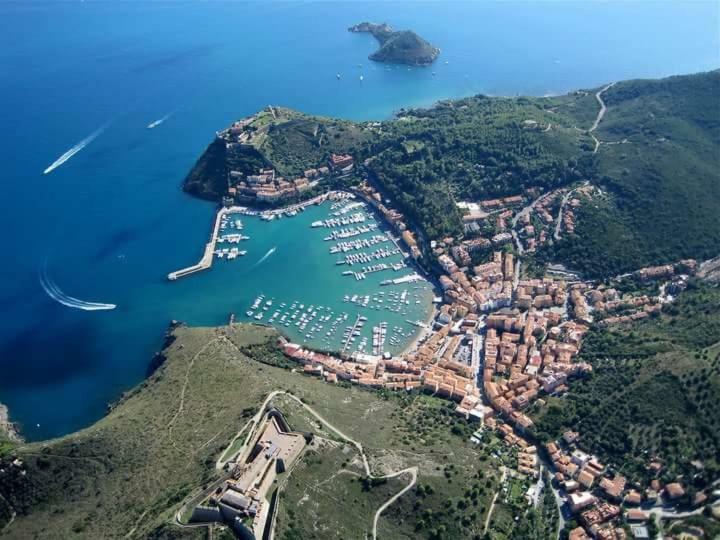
551 71 720 276
532 281 720 487
184 71 720 276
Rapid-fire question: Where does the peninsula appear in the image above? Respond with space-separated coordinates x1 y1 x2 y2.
348 22 440 66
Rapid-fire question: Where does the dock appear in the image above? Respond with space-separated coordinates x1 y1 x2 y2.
167 206 244 281
380 273 425 286
341 314 363 355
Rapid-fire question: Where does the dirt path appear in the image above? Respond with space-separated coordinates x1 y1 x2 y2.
166 337 220 445
215 418 253 469
123 509 149 539
483 466 507 535
281 393 372 475
372 467 418 540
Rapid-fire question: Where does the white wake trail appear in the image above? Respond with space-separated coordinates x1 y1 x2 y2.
42 124 108 174
39 268 116 311
252 246 277 268
147 111 174 129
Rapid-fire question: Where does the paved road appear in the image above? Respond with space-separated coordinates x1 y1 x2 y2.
553 182 589 241
510 191 555 254
588 82 615 153
589 82 615 133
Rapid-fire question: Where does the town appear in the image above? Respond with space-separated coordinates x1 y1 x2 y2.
213 114 715 540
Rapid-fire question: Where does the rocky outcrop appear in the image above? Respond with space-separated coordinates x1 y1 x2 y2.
0 403 21 443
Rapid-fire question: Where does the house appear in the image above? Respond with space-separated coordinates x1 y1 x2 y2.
665 482 685 500
577 470 595 489
600 474 626 500
569 492 597 512
329 153 354 170
624 490 642 506
625 509 648 522
569 527 591 540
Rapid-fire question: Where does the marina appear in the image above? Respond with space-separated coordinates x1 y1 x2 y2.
168 193 435 355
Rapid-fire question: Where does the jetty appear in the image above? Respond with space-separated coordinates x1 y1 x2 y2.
380 273 425 286
341 314 363 355
168 206 244 281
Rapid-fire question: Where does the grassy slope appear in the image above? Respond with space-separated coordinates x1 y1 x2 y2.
532 282 720 486
0 325 279 539
0 324 502 540
274 434 408 540
257 108 374 178
273 391 504 540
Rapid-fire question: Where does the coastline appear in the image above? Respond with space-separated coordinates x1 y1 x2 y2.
0 402 22 443
400 303 438 357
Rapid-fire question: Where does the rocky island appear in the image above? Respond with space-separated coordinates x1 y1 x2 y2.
348 21 440 66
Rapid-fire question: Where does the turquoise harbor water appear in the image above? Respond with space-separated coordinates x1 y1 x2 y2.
0 1 718 441
175 200 435 355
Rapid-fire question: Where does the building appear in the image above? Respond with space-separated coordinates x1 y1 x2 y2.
329 153 354 170
569 492 597 513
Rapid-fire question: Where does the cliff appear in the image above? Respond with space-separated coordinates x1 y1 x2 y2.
0 403 21 444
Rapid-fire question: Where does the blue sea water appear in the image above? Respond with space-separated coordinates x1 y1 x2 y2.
0 1 717 441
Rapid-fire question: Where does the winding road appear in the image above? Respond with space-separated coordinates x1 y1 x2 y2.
588 82 616 153
510 191 555 255
553 181 589 241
